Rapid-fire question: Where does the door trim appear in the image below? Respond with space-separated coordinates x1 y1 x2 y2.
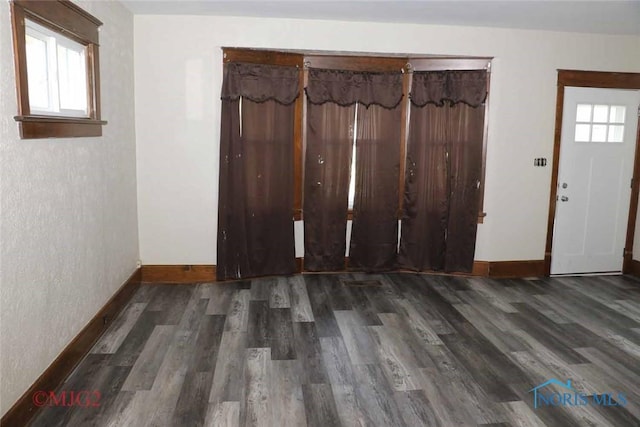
545 70 640 276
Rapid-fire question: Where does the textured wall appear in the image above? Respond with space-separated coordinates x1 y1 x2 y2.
134 15 640 264
0 0 138 416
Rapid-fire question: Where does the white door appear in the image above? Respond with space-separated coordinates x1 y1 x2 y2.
551 87 640 275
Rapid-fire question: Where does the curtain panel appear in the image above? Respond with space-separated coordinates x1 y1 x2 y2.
217 63 299 280
304 68 403 272
303 102 355 271
445 104 485 271
399 69 487 273
398 104 450 271
349 104 402 271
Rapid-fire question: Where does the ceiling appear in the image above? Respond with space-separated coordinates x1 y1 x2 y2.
122 1 640 36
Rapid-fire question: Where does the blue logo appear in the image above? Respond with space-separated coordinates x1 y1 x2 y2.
529 378 627 409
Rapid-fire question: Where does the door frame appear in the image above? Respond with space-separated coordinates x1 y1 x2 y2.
545 70 640 276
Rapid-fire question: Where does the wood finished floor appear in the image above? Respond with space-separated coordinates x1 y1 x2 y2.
30 273 640 427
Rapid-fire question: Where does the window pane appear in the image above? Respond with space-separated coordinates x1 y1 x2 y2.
575 124 590 142
348 104 358 209
25 33 50 110
609 105 626 123
348 141 356 209
57 44 87 113
608 125 625 143
576 104 591 122
592 105 609 123
592 124 607 142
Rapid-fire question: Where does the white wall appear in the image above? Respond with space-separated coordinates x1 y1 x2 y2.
0 0 138 416
134 15 640 265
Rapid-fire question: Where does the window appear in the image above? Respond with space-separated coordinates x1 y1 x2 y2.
25 20 88 117
575 103 626 143
10 0 106 138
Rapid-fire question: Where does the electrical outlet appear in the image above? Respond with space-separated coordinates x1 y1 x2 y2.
136 260 142 268
534 158 547 167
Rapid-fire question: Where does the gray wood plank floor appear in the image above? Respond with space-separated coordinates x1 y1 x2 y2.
30 274 640 426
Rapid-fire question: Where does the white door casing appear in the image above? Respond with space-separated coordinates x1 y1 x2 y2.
551 87 640 275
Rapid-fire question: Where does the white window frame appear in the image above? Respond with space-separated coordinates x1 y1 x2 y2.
25 19 89 118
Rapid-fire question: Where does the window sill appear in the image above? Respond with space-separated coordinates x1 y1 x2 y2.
15 115 107 139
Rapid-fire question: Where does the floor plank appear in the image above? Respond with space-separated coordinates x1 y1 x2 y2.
288 276 315 322
302 383 341 427
334 310 377 365
241 348 272 427
209 331 247 403
91 303 148 354
270 360 307 427
120 325 175 391
203 401 239 427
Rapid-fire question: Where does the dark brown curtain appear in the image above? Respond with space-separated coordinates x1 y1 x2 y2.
349 104 402 271
303 69 403 272
445 104 485 271
398 104 449 271
303 102 355 271
409 70 487 108
220 62 300 104
306 68 403 108
399 70 487 273
217 63 299 280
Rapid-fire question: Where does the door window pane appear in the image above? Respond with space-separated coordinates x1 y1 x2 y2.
609 105 626 123
591 124 607 142
576 104 592 122
608 125 625 143
575 124 591 142
592 105 609 123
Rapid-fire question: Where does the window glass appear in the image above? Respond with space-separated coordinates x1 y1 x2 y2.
25 33 49 110
58 44 87 112
608 125 625 143
591 124 607 142
348 103 358 210
576 104 592 122
609 105 626 123
574 123 590 142
592 105 608 123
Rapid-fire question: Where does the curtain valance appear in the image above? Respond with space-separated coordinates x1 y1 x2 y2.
221 62 300 105
410 70 487 108
305 68 404 109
